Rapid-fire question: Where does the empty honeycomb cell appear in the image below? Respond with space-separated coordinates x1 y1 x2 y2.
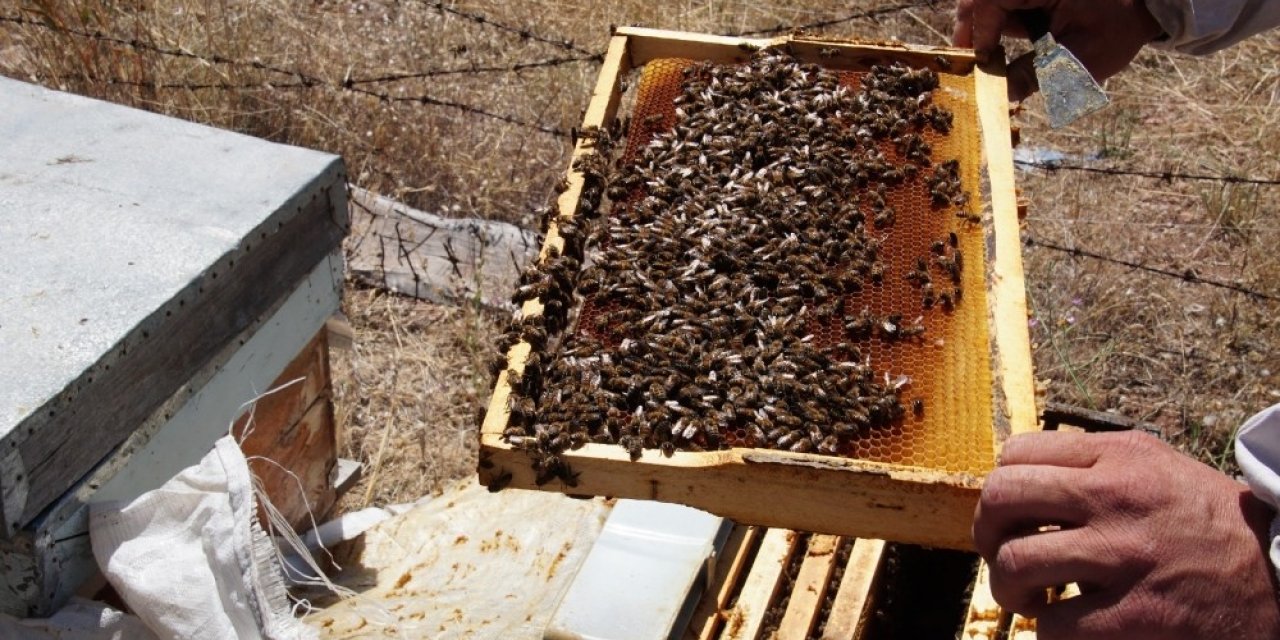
550 51 994 476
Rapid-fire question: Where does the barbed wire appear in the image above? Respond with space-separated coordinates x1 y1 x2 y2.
727 1 938 37
345 52 600 85
2 12 569 137
31 74 316 91
1023 235 1279 302
0 14 312 83
343 85 568 135
1016 159 1280 186
1026 216 1280 233
415 0 595 56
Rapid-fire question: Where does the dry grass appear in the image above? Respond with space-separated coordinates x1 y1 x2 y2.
1014 34 1280 471
330 287 499 508
2 0 1277 500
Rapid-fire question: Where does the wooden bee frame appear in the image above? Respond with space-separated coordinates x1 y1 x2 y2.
478 27 1035 552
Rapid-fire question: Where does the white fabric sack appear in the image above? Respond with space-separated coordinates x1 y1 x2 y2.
89 436 317 640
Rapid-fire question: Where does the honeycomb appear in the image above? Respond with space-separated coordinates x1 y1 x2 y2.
575 54 994 475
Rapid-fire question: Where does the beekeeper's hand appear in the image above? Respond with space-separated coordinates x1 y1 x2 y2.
973 430 1280 639
953 0 1164 100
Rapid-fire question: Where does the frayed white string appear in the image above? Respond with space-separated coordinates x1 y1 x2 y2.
231 376 307 445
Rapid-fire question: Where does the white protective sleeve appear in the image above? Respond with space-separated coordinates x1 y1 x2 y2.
1234 404 1280 581
1145 0 1280 54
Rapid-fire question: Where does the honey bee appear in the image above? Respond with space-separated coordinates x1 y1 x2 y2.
489 354 510 378
901 317 926 338
869 262 885 284
905 267 931 287
817 435 840 454
506 367 524 390
513 280 550 303
559 464 580 488
777 430 803 449
928 106 953 133
520 324 548 349
636 416 654 441
620 435 642 461
880 318 899 338
873 207 896 228
844 313 874 339
930 184 955 207
486 471 513 493
523 351 543 373
704 423 722 443
548 432 571 451
935 255 961 284
534 456 562 487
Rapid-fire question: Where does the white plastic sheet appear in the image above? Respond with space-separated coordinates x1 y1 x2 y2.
307 480 610 639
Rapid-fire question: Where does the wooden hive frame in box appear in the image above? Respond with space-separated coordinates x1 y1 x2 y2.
478 27 1036 551
685 526 1020 640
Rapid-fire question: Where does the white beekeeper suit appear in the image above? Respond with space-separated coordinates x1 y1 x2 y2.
1237 407 1280 579
1146 0 1280 54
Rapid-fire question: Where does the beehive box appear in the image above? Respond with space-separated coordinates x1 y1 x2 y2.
0 76 348 615
478 27 1035 551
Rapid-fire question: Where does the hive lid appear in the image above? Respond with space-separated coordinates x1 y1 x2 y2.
0 77 347 534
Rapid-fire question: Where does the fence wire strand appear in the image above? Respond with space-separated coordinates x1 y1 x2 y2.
725 1 937 36
417 0 595 56
345 52 601 85
1024 235 1279 302
1016 159 1280 187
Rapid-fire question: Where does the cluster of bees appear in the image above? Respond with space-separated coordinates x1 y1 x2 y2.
491 49 971 485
